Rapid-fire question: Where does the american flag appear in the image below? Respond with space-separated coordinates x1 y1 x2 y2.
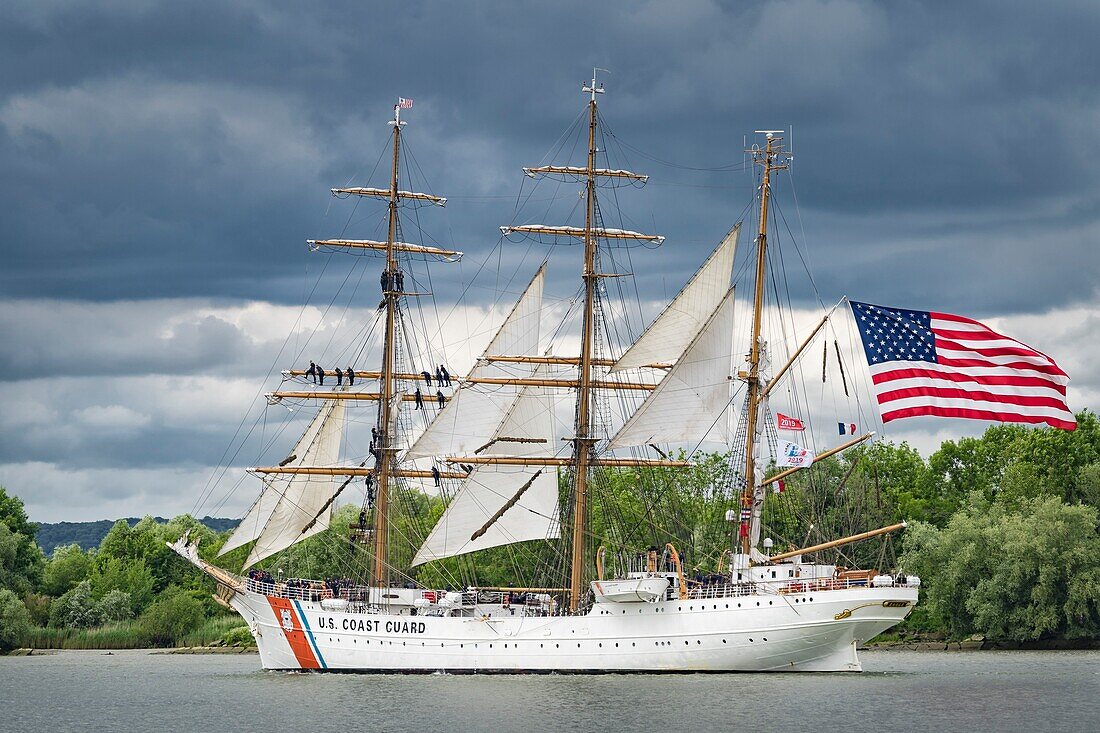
398 97 414 109
850 301 1075 431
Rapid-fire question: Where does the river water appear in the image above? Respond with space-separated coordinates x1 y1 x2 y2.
1 649 1097 732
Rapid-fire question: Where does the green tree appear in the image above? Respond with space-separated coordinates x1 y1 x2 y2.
89 557 155 613
138 587 203 646
0 488 44 593
48 579 101 628
96 589 133 623
1074 462 1100 508
41 543 92 597
0 588 32 652
901 494 1100 640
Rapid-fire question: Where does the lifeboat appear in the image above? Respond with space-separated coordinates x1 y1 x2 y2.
591 576 670 603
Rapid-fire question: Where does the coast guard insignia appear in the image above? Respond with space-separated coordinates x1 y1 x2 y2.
281 609 293 631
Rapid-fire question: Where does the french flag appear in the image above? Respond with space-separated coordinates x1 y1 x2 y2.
839 422 856 435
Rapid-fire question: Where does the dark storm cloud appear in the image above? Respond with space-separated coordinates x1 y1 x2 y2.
2 0 1099 312
2 1 1099 520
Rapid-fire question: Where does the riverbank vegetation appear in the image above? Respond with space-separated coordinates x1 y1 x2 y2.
2 410 1098 652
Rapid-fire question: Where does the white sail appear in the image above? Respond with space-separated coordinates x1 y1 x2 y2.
609 289 735 448
219 486 280 554
611 224 739 372
412 372 559 565
404 264 545 460
241 400 346 568
220 400 338 556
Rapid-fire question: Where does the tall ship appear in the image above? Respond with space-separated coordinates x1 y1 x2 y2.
173 75 921 672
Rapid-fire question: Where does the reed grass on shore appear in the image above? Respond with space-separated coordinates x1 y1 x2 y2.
21 614 247 650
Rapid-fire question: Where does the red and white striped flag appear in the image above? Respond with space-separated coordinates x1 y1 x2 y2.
398 97 414 109
850 301 1075 431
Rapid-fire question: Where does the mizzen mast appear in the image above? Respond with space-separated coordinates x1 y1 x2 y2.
739 131 790 557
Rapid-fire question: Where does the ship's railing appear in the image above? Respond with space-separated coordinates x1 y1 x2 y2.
669 574 909 602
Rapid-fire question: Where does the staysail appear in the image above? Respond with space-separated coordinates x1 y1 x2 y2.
610 224 739 372
404 264 545 460
412 369 559 565
233 399 345 568
609 289 735 448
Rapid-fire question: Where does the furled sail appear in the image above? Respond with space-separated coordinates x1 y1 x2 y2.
609 289 735 448
235 400 346 568
610 224 739 372
412 371 559 565
404 264 545 460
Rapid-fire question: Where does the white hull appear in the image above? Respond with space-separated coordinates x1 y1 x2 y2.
230 584 916 673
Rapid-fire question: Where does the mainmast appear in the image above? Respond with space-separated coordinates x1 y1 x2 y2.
568 72 603 611
739 131 789 557
373 103 404 589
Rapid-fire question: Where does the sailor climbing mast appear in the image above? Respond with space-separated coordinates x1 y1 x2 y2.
372 102 404 588
740 132 789 557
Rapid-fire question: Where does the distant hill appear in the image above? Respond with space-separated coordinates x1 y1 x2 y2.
36 516 240 554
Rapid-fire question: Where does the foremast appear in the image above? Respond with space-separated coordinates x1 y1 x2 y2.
373 103 403 589
248 99 460 583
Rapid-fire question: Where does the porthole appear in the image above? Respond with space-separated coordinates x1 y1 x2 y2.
684 640 689 645
809 597 813 602
722 639 727 644
769 601 773 605
631 642 636 647
749 638 754 642
697 640 701 644
756 602 760 607
598 643 602 648
763 638 768 642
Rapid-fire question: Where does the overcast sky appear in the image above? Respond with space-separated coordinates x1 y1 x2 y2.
2 0 1097 522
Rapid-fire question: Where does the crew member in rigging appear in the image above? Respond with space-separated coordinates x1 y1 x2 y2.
346 366 355 386
335 367 344 386
431 465 441 487
414 387 424 410
307 361 318 384
439 364 451 387
436 390 446 408
420 370 433 386
380 270 392 293
316 364 325 385
395 270 405 292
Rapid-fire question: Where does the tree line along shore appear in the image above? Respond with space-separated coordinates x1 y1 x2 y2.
2 410 1099 653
